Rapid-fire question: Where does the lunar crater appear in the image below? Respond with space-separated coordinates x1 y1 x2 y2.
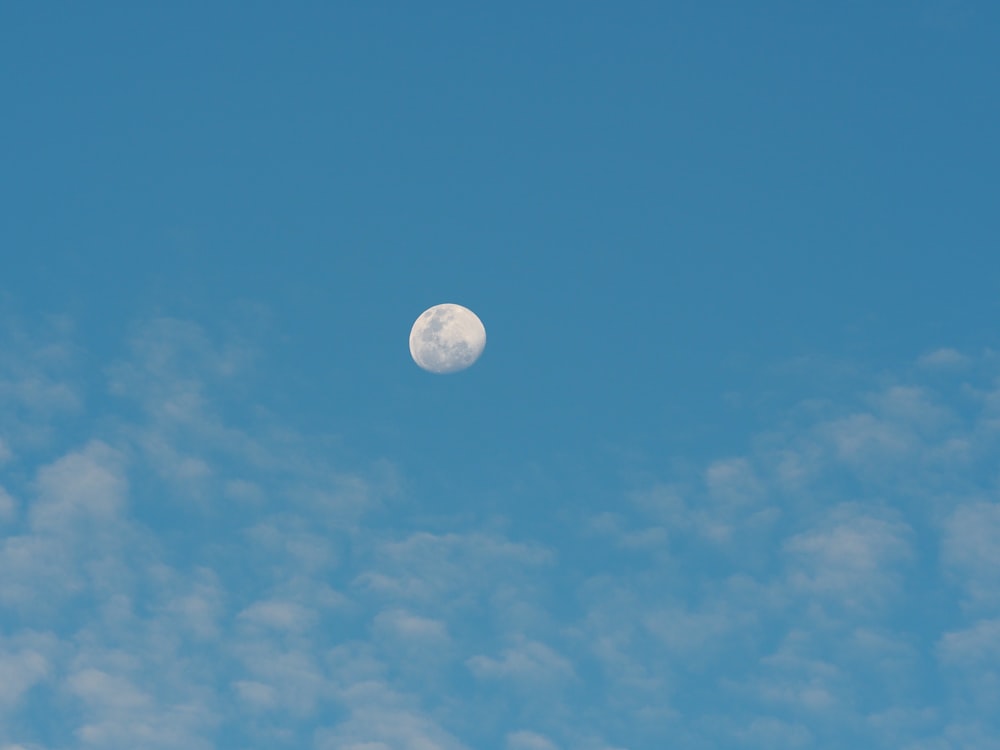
409 304 486 374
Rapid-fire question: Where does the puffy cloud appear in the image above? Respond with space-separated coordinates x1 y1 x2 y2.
643 604 741 657
0 634 53 710
314 679 468 750
821 412 915 468
783 504 913 612
373 609 449 642
735 717 812 748
2 315 1000 748
29 441 127 533
917 348 971 370
507 730 560 750
237 600 317 632
232 679 278 710
705 457 764 506
0 486 16 523
355 531 552 606
942 502 1000 610
466 639 575 685
938 618 1000 666
63 664 216 750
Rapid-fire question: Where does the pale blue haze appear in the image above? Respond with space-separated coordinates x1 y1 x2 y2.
1 3 999 749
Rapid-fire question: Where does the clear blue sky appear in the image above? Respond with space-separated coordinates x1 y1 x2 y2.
1 3 999 748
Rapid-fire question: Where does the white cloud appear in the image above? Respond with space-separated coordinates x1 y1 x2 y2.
871 385 952 429
155 567 225 641
139 432 213 485
917 348 971 370
232 679 278 710
783 504 912 612
356 531 552 606
29 441 128 533
938 618 1000 666
0 371 79 415
229 640 328 717
909 722 1000 750
627 483 689 531
0 318 81 450
573 581 671 717
244 517 340 575
0 634 53 710
5 314 1000 748
374 609 449 642
225 477 265 504
60 652 218 749
942 501 1000 609
735 717 812 748
705 457 763 505
643 605 738 656
237 599 317 632
467 639 574 685
768 444 824 491
506 730 560 750
627 482 764 545
0 486 16 523
66 668 153 713
106 317 253 413
316 680 468 750
584 512 670 554
0 441 140 618
866 706 938 746
0 531 82 611
822 412 914 468
749 634 845 713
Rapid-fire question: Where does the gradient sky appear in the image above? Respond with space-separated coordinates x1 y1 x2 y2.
2 3 999 749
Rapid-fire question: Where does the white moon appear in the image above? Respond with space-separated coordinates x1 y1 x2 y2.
409 303 486 374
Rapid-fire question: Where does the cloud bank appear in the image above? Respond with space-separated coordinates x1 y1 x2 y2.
1 320 998 748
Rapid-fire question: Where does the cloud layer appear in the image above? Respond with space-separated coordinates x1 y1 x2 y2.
1 320 998 748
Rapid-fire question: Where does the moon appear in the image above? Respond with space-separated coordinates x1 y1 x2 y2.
409 303 486 374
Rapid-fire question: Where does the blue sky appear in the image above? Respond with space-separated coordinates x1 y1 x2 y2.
1 3 999 748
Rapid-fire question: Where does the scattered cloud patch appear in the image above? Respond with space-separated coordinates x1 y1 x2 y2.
467 639 575 686
917 348 971 370
942 501 1000 610
783 504 913 612
1 316 999 747
30 441 127 533
0 634 53 710
507 729 560 750
0 486 16 524
705 457 764 506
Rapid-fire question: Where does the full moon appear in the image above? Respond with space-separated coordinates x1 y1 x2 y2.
409 303 486 374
